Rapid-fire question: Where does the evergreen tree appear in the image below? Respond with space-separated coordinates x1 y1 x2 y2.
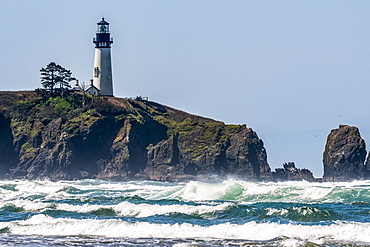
56 66 73 91
40 62 74 95
40 62 58 92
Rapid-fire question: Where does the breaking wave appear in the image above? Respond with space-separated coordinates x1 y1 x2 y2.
0 179 370 246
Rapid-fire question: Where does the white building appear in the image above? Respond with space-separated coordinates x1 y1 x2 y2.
86 79 100 96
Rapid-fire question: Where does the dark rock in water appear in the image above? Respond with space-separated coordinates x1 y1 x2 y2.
0 91 272 182
272 162 315 181
323 125 367 182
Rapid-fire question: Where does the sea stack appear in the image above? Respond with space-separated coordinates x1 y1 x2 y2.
323 125 367 181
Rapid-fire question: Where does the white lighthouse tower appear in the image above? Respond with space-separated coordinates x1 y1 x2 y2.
92 18 114 96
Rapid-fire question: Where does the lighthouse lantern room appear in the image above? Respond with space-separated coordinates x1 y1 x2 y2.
92 18 114 96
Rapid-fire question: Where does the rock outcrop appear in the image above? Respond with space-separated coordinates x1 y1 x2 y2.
272 162 315 182
0 91 272 182
144 127 271 181
323 125 367 181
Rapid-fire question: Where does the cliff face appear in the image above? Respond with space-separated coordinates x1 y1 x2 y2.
0 91 272 181
144 124 271 181
323 125 367 181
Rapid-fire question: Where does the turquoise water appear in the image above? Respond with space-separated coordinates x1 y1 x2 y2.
0 179 370 246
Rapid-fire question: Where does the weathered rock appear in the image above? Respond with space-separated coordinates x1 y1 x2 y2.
0 91 273 182
272 162 315 181
0 114 18 177
144 127 271 182
323 125 367 181
96 115 168 181
205 127 271 180
145 134 186 181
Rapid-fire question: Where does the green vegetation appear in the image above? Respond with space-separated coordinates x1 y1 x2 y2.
152 107 245 161
20 142 37 162
47 97 72 116
66 108 104 135
21 142 34 152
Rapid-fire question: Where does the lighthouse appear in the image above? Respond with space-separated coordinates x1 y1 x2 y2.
92 18 114 96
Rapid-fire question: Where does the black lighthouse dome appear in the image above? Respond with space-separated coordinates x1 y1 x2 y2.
93 18 113 48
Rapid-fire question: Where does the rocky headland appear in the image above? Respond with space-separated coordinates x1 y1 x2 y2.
0 91 273 182
0 91 369 182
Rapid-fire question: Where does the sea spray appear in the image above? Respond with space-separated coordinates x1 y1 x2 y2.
1 179 370 246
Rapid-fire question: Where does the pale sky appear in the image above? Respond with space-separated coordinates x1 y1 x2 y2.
1 0 370 177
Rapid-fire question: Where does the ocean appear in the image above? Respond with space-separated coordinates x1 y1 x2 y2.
0 179 369 247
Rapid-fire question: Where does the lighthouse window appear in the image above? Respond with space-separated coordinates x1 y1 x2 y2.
99 25 108 33
94 67 99 77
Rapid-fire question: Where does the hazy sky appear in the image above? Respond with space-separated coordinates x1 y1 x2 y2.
1 0 370 176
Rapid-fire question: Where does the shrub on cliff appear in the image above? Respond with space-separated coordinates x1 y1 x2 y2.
46 97 72 116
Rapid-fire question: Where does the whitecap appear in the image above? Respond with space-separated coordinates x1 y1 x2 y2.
1 216 370 244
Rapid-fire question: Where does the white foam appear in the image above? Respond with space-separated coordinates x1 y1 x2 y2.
280 239 306 247
0 179 184 203
266 207 289 216
2 179 370 203
265 206 328 217
0 200 52 212
92 201 231 218
172 181 232 201
1 179 370 245
172 180 329 202
0 199 233 218
2 215 370 243
299 185 333 201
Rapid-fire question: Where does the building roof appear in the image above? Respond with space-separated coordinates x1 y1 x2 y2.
86 85 100 95
98 18 109 25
